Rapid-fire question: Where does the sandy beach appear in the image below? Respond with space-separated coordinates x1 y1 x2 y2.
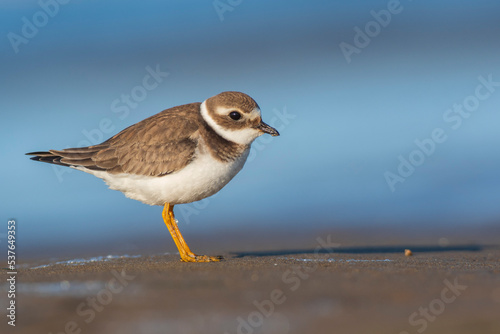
1 225 499 334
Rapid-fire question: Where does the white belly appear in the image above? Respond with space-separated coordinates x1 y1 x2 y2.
76 149 250 206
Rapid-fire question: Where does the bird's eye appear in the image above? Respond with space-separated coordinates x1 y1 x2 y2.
229 111 241 120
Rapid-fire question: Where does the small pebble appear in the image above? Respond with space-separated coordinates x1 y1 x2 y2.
405 249 413 257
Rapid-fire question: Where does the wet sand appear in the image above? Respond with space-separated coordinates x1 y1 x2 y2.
1 226 499 334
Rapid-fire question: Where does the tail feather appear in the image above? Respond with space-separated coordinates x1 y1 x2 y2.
26 147 107 171
26 151 55 157
49 149 99 160
50 145 107 154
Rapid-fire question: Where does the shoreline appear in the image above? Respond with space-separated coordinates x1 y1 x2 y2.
1 227 499 334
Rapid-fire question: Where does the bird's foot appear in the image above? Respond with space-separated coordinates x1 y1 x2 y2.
180 253 223 263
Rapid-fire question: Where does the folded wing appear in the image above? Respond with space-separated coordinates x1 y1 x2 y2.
27 103 202 177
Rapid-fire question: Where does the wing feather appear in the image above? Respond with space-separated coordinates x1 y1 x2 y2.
27 103 202 176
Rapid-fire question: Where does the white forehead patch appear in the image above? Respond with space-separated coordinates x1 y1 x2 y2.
251 107 262 118
200 101 263 145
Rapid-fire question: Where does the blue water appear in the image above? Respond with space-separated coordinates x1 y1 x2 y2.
1 1 499 256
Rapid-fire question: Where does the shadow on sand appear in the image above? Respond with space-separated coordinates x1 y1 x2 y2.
233 244 485 258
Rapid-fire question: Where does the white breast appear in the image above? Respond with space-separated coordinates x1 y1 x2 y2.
76 148 250 206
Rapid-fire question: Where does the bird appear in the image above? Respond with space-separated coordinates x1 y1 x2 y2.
27 91 279 262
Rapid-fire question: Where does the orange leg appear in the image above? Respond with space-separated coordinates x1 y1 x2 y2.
162 203 222 262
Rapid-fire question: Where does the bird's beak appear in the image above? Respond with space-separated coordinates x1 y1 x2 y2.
256 121 280 136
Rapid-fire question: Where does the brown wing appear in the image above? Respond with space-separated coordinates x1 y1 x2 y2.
27 103 202 176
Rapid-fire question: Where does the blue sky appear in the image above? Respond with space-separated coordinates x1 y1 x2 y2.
1 0 500 256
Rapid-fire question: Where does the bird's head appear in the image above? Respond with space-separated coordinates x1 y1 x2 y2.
201 91 280 145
